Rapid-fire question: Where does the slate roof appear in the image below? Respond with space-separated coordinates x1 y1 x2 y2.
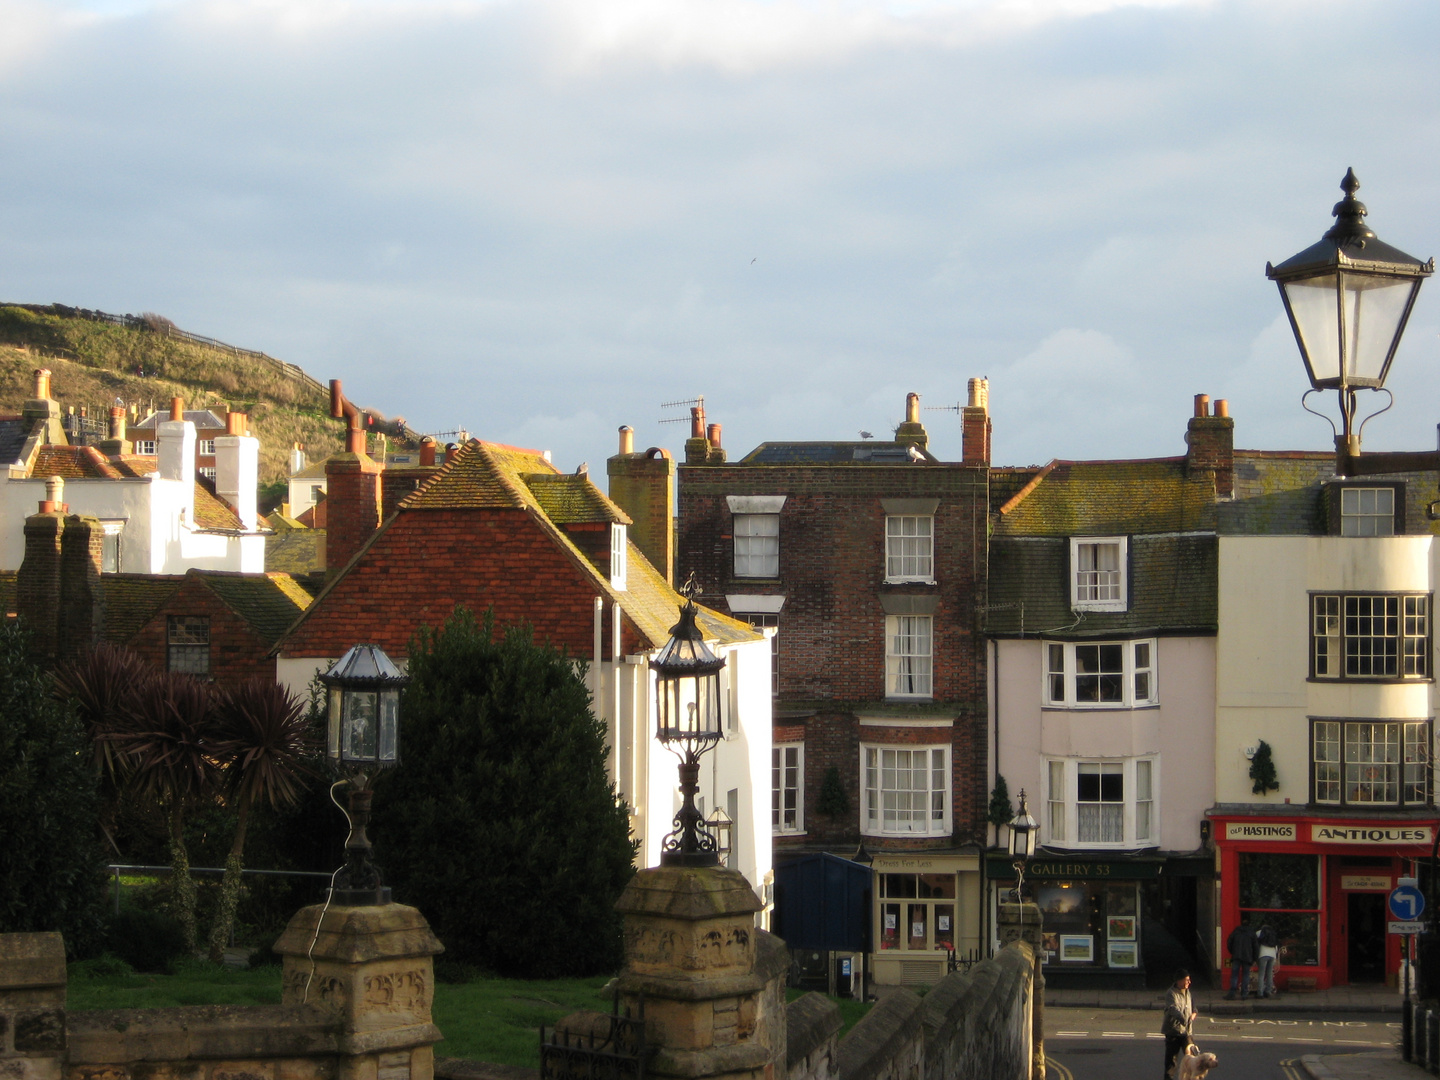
993 457 1218 537
103 575 184 643
265 529 325 575
196 572 314 644
0 418 31 466
524 474 632 525
738 441 939 465
1218 452 1330 535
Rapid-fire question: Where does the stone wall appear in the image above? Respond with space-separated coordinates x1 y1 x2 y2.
784 994 841 1080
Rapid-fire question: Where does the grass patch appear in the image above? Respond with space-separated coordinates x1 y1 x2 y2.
67 960 282 1010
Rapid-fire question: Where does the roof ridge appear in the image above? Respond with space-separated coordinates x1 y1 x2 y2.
998 459 1058 516
477 441 540 510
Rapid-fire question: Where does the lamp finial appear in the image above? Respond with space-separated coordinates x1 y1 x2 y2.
1325 167 1374 247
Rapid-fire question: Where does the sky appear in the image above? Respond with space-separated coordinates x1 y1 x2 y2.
2 0 1437 473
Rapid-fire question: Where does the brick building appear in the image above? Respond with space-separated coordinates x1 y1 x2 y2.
671 385 993 986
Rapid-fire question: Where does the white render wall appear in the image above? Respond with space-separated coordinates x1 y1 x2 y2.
992 635 1216 853
1215 535 1437 807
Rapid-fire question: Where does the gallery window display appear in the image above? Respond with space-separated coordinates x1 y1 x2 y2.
1036 880 1141 969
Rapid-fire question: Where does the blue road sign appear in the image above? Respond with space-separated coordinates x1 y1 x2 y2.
1389 884 1426 922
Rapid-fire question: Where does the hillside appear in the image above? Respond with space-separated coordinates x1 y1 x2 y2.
0 305 375 485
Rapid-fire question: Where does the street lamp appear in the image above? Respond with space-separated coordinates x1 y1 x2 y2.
1007 790 1038 901
1267 168 1433 471
651 599 726 867
319 643 409 904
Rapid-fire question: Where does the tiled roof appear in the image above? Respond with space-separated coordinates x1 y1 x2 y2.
398 441 541 510
524 474 631 525
31 445 123 479
111 455 157 478
738 441 939 465
196 572 313 645
193 478 245 531
289 459 329 479
987 533 1218 637
265 529 325 575
25 449 245 531
623 538 755 647
103 575 184 643
993 457 1217 537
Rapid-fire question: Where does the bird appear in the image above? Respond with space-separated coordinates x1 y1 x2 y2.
750 258 756 264
859 430 874 439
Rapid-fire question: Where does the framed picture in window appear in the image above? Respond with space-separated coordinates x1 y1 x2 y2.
1107 916 1136 940
1059 935 1094 962
1108 941 1139 968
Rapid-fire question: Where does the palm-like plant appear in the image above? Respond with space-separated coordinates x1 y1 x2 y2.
114 671 220 954
205 678 317 963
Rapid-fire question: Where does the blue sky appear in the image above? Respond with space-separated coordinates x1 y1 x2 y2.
2 0 1436 471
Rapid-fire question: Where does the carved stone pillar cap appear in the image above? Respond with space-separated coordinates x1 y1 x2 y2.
273 902 443 963
615 866 762 920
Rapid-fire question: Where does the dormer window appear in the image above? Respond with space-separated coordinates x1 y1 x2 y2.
1326 481 1403 536
1070 537 1127 612
610 523 627 590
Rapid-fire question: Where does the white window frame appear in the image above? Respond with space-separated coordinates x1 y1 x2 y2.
609 523 627 590
1043 756 1158 850
862 744 950 837
1070 536 1128 612
1340 487 1396 536
1311 719 1431 807
885 515 934 583
1043 638 1157 708
198 467 217 481
135 439 156 455
885 614 933 699
198 439 217 456
733 514 780 578
100 521 124 574
167 615 210 676
772 743 803 834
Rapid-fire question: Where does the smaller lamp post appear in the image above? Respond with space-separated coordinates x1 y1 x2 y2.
319 643 409 905
1266 169 1433 472
1007 790 1038 902
651 599 726 867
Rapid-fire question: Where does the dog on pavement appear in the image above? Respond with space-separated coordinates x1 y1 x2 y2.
1171 1043 1219 1080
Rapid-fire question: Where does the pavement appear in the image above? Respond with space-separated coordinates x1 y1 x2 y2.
1297 1050 1431 1080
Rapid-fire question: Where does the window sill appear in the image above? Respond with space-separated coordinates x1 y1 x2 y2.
862 828 952 839
773 829 807 838
882 579 937 587
1041 703 1160 712
1071 603 1128 613
1043 841 1158 852
1307 676 1433 684
885 695 935 703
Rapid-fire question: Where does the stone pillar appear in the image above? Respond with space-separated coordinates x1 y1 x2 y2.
997 902 1044 1080
273 903 444 1080
0 933 67 1080
612 866 788 1080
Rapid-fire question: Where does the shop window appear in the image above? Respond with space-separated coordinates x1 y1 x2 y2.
862 745 949 837
1036 881 1139 969
1044 757 1156 849
1237 852 1320 967
1311 593 1430 680
1044 639 1156 708
772 744 803 833
1311 719 1431 807
879 872 956 954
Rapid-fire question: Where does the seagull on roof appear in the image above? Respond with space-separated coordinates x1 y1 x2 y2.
859 430 873 439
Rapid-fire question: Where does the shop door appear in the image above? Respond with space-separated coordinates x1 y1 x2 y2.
1346 893 1386 983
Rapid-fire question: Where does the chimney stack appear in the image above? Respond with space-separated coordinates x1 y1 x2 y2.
216 411 260 530
894 391 929 452
157 401 197 526
609 427 675 585
18 499 104 667
1186 392 1234 498
685 404 712 465
289 443 308 475
22 368 63 442
962 377 991 466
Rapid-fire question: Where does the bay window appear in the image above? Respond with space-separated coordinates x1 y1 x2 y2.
1311 593 1430 680
1044 639 1156 708
1311 718 1431 807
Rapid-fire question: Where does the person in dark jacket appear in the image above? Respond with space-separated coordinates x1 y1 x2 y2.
1225 919 1259 1000
1162 968 1198 1078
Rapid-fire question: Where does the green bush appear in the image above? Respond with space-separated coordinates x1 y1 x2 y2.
380 608 637 978
106 906 189 973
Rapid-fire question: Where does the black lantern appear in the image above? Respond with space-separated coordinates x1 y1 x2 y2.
319 643 409 904
650 600 726 867
1007 789 1038 900
1267 169 1433 467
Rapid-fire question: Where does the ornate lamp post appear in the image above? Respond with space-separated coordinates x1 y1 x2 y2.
1267 169 1433 474
651 599 726 867
319 643 409 905
1007 790 1038 902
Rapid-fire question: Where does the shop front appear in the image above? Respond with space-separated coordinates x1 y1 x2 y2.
870 852 981 987
985 853 1165 989
1211 814 1435 990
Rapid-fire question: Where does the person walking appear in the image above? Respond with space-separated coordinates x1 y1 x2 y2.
1225 919 1258 1000
1256 923 1278 998
1162 968 1198 1079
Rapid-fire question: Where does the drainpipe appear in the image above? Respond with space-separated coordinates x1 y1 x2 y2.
593 596 604 710
613 601 623 793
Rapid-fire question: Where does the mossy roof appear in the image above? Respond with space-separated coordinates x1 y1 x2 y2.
265 530 325 575
993 457 1218 537
195 572 313 644
523 474 631 525
32 445 123 479
103 575 184 642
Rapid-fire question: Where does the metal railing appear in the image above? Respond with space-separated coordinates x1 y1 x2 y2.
106 863 334 916
540 996 645 1080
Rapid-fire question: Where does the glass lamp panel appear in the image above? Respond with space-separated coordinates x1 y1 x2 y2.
378 689 399 762
1341 273 1419 384
344 690 378 761
1282 275 1341 386
327 686 343 759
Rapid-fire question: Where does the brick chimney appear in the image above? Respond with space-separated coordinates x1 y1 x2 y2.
608 425 675 585
215 410 260 530
684 404 711 465
98 403 132 458
962 377 990 466
894 391 929 451
325 441 383 575
18 485 104 666
1186 393 1234 498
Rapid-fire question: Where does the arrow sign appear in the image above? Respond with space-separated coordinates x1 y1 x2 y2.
1389 884 1426 922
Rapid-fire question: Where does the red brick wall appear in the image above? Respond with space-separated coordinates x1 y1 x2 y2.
280 507 642 662
124 578 279 689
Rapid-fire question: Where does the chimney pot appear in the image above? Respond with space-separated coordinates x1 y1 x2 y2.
619 425 634 455
444 443 460 464
967 377 989 411
226 411 245 435
109 406 126 440
707 423 722 449
33 368 52 399
1194 393 1210 418
330 380 345 419
43 475 64 511
170 396 184 422
420 437 437 467
906 392 921 424
1214 398 1229 418
690 406 706 439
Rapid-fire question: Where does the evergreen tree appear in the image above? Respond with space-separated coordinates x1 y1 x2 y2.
817 766 849 819
987 775 1013 846
380 608 637 978
1249 740 1279 795
0 623 106 954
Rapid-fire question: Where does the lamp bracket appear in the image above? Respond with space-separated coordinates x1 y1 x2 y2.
1356 387 1396 445
1300 389 1339 441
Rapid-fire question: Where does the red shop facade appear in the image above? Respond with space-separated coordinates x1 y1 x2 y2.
1210 813 1437 990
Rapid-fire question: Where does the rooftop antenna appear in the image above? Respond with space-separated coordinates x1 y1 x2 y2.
924 402 962 415
658 395 704 425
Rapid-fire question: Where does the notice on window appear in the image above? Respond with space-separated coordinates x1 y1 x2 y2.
884 913 897 930
938 915 951 931
912 923 925 939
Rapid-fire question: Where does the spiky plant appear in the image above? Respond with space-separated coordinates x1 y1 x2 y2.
204 678 317 963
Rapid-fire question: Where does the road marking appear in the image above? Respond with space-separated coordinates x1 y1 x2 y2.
1335 1039 1377 1045
1101 1031 1135 1038
1047 1061 1075 1080
1055 1032 1089 1037
1145 1033 1164 1039
1292 1037 1321 1042
1240 1035 1274 1040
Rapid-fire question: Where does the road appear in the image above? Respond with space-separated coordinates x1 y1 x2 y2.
1045 1007 1400 1079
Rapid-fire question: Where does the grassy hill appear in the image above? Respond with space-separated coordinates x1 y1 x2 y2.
0 305 367 485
